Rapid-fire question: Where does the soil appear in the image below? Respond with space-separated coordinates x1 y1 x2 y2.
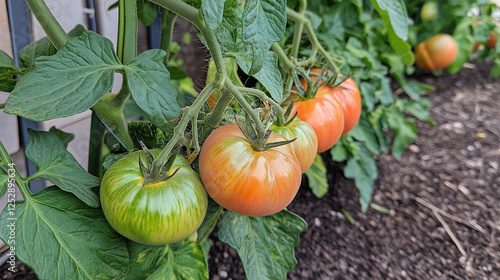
2 29 499 280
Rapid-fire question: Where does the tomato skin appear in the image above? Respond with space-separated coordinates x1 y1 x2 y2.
198 124 302 216
486 32 498 49
414 34 458 70
270 119 318 173
329 77 361 135
291 77 344 153
100 150 208 245
420 2 438 22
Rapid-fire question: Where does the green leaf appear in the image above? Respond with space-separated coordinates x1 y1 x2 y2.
146 242 208 280
331 139 348 162
197 198 223 243
403 99 435 125
18 24 86 70
386 107 417 159
212 0 244 54
344 145 377 212
0 187 129 280
5 31 121 121
448 17 475 74
348 117 380 154
393 73 435 100
242 0 286 75
137 0 158 26
368 107 389 153
126 242 166 280
25 129 100 208
18 37 55 69
0 50 22 92
202 0 227 30
48 126 75 148
390 118 417 159
128 120 169 150
359 81 376 111
125 49 180 133
0 166 8 198
376 77 394 105
492 57 500 78
126 240 209 280
218 210 307 280
369 0 414 65
237 50 283 102
305 155 328 198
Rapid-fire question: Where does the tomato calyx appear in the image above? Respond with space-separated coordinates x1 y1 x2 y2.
138 141 180 186
235 115 295 152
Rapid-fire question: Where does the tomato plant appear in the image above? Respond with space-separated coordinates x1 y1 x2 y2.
414 34 458 70
270 118 318 173
198 124 302 216
100 149 208 245
0 0 451 278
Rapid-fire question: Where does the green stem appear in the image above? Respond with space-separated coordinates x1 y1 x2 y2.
236 86 284 116
287 7 339 75
289 0 306 61
148 0 226 74
203 89 232 134
0 141 31 201
25 0 69 50
87 113 106 177
151 80 221 177
225 80 266 139
118 0 138 64
0 103 4 110
303 21 339 75
160 9 177 66
92 88 135 150
271 42 294 71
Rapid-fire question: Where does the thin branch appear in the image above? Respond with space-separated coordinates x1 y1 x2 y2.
415 197 486 234
432 210 467 257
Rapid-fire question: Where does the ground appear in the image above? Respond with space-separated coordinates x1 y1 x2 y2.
1 62 499 279
208 61 500 280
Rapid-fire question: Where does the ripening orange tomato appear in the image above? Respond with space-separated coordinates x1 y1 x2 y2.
291 86 344 153
198 124 302 216
414 34 458 70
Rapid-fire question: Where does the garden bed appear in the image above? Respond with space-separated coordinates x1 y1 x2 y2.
1 61 499 280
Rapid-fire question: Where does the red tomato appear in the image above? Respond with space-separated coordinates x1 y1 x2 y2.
292 69 345 152
270 118 318 173
414 34 458 70
198 124 302 216
327 76 361 135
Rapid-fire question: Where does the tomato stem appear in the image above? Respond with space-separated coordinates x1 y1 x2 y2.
271 43 294 71
150 80 221 178
25 0 69 50
224 80 266 140
118 0 138 65
159 9 177 66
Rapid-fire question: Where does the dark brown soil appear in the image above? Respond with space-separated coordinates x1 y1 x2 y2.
208 62 500 280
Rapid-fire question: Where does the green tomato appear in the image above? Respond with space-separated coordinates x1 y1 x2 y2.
100 150 207 245
420 2 438 22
